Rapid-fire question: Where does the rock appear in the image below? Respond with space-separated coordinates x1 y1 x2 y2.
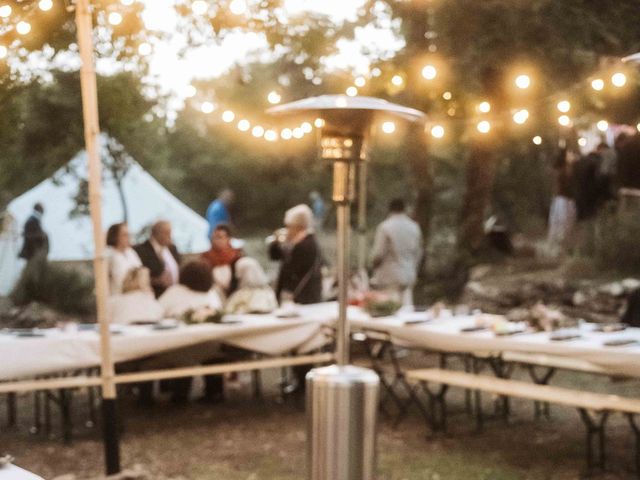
622 278 640 292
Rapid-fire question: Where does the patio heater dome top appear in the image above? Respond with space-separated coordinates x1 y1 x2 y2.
267 94 426 135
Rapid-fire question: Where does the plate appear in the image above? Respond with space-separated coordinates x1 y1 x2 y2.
549 333 581 341
593 323 627 333
460 326 488 333
603 338 638 347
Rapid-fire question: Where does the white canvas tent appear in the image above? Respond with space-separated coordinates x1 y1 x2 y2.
0 147 210 295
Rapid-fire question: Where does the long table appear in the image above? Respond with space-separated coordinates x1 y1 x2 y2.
0 315 330 381
3 302 640 382
0 465 43 480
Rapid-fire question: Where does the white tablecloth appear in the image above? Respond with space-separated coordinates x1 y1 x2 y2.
349 310 640 378
0 314 332 381
0 465 44 480
4 301 640 381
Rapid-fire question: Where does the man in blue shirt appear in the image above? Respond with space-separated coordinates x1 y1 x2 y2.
206 189 234 239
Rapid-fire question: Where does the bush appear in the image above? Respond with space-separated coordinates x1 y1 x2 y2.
10 255 95 315
592 209 640 273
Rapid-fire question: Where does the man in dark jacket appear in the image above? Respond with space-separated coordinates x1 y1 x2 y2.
269 204 322 305
134 220 181 298
19 203 49 261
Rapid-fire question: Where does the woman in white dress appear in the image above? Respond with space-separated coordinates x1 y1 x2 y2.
108 267 163 324
106 222 142 295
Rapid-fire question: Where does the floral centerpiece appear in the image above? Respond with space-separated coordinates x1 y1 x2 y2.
181 307 223 325
362 291 402 318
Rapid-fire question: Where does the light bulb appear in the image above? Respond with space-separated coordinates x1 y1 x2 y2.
421 64 437 80
597 120 609 132
222 110 235 123
478 101 491 113
191 0 208 15
200 102 215 114
591 78 604 91
38 0 53 11
16 21 31 35
229 0 247 15
382 121 396 134
346 86 358 97
252 126 264 137
477 120 491 134
238 119 250 131
557 100 571 113
108 12 123 26
391 75 403 86
0 5 12 18
612 72 627 88
515 74 531 89
532 136 542 145
431 125 445 138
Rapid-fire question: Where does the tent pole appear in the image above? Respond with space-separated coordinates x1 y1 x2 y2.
75 0 120 474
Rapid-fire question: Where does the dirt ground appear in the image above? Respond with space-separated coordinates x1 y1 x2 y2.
2 357 640 480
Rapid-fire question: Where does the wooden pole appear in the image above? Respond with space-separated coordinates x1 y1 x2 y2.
74 0 120 474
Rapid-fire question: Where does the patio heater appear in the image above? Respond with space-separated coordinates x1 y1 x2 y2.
268 95 425 480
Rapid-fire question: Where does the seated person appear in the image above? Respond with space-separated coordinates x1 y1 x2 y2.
225 257 278 314
134 221 181 298
200 224 243 297
159 261 223 318
108 267 163 324
106 222 142 295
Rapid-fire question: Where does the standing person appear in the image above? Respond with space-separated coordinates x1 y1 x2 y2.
269 204 323 305
206 189 234 239
547 148 577 256
106 222 142 295
18 203 49 261
134 220 181 298
309 190 326 231
371 198 423 306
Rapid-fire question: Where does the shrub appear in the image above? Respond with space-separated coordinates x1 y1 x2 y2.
10 255 95 315
592 209 640 273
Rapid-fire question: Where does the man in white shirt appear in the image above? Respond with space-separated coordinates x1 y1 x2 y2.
371 198 424 306
134 221 181 298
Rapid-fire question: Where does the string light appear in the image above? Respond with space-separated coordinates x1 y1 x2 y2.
301 122 312 133
200 101 215 114
597 120 609 132
558 115 571 127
229 0 247 15
281 128 292 140
382 121 396 134
557 100 571 113
515 74 531 89
391 75 404 87
578 138 588 147
0 5 12 17
263 130 277 142
184 85 197 98
0 46 7 59
191 0 208 15
38 0 53 11
532 136 542 145
238 119 250 131
314 118 325 128
108 12 123 26
431 125 445 138
371 67 381 77
138 42 152 56
477 120 491 134
267 91 281 104
354 76 366 88
612 72 627 88
222 110 235 123
121 0 135 5
292 127 304 139
442 91 452 100
478 101 491 113
346 86 358 97
252 125 264 137
421 64 437 80
591 78 604 91
513 109 529 125
16 21 31 35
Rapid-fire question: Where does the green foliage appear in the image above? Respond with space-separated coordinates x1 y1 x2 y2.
10 255 95 315
592 208 640 272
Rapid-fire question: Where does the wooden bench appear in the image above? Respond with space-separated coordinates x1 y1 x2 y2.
407 368 640 476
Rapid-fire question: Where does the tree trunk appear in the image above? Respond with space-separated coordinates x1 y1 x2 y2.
406 123 433 241
458 141 498 254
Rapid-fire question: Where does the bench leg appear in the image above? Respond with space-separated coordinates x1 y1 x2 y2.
60 389 72 444
627 414 640 479
578 409 610 474
419 381 449 434
31 390 42 434
528 366 556 420
6 393 17 428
